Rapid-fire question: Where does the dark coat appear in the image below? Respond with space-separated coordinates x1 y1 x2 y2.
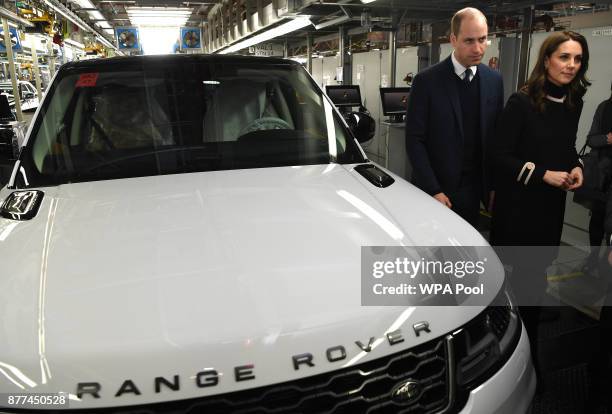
592 99 612 242
585 99 612 209
405 56 504 200
491 92 582 246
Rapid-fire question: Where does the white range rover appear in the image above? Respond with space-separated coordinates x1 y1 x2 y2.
0 55 534 413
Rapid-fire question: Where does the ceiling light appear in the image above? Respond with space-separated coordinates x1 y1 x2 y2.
360 0 377 3
126 7 192 16
219 17 311 54
130 17 190 26
72 0 110 26
126 7 191 27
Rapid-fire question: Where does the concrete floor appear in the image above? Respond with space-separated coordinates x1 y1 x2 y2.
531 248 612 413
476 212 610 413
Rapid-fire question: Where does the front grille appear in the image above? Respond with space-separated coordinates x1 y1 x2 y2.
23 336 457 414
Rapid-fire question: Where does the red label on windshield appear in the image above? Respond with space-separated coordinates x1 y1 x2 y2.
76 73 99 87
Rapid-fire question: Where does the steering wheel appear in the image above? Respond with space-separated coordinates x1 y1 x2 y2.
239 117 292 136
89 117 116 150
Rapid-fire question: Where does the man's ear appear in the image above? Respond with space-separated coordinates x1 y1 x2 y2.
450 33 457 48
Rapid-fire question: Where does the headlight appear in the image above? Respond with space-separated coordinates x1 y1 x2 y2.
453 283 522 390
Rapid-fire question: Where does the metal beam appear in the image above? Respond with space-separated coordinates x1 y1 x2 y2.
47 40 56 77
306 32 312 73
314 17 357 30
388 30 396 87
313 9 351 30
493 0 591 13
516 6 534 89
338 25 350 84
246 0 256 31
236 0 243 37
2 18 22 122
257 0 263 27
30 37 43 103
430 21 446 65
312 1 457 12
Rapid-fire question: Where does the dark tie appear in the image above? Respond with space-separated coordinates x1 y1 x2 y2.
463 68 472 84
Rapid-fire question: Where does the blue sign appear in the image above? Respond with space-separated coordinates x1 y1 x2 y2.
0 27 22 52
180 27 201 50
115 27 139 50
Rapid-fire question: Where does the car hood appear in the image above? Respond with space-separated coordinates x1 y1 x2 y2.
0 164 500 408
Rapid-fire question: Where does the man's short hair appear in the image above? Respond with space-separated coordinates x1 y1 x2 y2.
451 7 487 37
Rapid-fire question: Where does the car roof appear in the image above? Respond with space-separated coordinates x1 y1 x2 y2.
60 54 301 72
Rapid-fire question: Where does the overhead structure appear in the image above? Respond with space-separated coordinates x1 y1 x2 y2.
0 6 35 28
197 0 612 57
43 0 117 49
0 0 608 65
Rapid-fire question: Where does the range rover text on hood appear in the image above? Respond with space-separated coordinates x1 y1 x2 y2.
75 321 432 399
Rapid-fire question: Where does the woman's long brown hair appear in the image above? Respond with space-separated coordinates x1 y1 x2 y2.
521 31 591 112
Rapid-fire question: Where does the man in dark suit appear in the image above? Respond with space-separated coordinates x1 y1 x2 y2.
405 7 504 227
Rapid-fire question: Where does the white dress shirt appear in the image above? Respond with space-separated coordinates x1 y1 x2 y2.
451 51 478 82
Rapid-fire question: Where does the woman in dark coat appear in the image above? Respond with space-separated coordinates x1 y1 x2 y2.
490 30 591 378
583 84 612 272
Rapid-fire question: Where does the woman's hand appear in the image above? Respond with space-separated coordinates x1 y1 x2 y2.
567 167 583 190
543 170 575 189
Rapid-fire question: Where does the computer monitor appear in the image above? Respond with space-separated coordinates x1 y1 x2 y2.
380 87 410 122
325 85 362 108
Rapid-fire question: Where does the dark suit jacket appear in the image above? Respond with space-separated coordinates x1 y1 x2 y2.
405 56 504 200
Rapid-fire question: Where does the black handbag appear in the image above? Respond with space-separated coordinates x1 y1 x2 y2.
573 143 608 209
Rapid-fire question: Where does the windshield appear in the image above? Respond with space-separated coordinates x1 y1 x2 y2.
15 58 365 187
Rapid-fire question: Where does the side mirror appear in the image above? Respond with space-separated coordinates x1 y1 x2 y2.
23 91 35 100
344 110 376 143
